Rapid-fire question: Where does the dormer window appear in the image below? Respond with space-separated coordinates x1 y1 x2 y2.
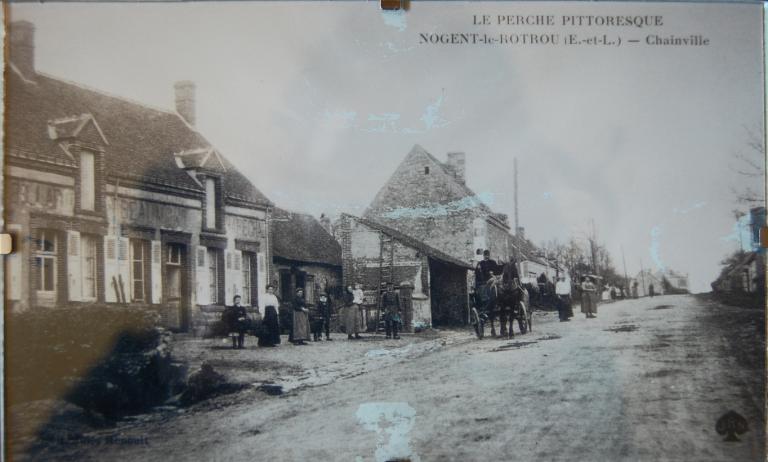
206 177 217 228
80 150 96 211
203 176 224 232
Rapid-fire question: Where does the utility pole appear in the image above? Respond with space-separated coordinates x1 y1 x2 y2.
621 245 629 290
639 257 646 297
589 219 598 276
514 157 519 234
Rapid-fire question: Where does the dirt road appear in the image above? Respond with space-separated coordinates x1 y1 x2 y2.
22 294 765 461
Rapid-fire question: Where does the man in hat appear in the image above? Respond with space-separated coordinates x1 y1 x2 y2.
381 282 402 339
475 249 503 288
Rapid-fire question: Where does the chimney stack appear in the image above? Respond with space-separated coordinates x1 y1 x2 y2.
174 81 196 126
446 152 466 184
10 21 36 79
516 226 525 240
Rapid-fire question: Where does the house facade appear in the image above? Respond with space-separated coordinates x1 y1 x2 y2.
270 208 342 309
5 21 272 333
338 214 472 329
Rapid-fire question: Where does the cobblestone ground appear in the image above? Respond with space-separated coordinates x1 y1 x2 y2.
17 294 765 462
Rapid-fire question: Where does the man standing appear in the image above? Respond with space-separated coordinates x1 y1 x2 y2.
381 282 401 339
555 277 572 322
224 295 249 349
312 292 333 341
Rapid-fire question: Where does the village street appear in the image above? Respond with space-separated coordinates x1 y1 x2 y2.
25 294 764 462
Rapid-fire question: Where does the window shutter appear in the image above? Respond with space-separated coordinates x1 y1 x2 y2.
196 245 209 305
232 250 243 304
6 225 21 301
67 230 82 302
104 236 118 302
224 249 233 303
257 251 267 307
118 237 131 303
151 240 162 304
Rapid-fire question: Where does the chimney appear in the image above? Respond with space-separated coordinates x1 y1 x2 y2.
319 213 333 236
174 81 196 126
10 21 36 79
516 226 525 240
446 152 466 184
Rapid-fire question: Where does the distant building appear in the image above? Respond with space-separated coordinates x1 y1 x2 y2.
660 270 689 293
633 270 665 297
337 214 473 330
270 208 342 306
712 206 766 294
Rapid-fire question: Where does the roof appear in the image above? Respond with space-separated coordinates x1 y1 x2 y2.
271 208 342 267
7 69 272 208
345 214 473 270
365 144 496 218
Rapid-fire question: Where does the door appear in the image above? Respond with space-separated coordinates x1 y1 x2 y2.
165 243 188 331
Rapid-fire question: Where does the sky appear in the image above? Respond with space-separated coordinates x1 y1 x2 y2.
9 2 765 293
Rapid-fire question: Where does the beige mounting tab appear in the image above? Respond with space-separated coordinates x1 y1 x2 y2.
0 234 12 255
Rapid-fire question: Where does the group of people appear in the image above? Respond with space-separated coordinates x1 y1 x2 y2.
221 281 404 349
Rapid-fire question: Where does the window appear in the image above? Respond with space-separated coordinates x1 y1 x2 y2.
35 230 58 302
80 151 96 211
166 244 183 301
424 166 430 175
242 253 252 305
81 235 98 301
168 244 182 265
130 239 147 302
208 248 220 304
205 178 217 229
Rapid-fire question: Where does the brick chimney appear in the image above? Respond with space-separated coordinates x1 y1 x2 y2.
446 152 466 184
10 21 36 79
174 81 196 126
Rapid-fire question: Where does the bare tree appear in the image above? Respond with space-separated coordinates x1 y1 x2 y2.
731 128 765 206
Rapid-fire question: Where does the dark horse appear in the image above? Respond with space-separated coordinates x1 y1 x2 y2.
476 262 530 338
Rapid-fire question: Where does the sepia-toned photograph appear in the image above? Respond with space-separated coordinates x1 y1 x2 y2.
2 2 766 461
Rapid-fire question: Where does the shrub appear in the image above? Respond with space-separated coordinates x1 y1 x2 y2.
7 305 185 417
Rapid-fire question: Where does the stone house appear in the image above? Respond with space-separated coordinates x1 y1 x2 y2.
5 21 272 333
337 214 472 330
270 207 342 309
364 144 517 269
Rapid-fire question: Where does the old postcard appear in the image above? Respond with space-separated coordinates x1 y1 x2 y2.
3 1 765 461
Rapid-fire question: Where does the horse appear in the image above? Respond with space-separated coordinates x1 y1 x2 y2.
476 265 530 338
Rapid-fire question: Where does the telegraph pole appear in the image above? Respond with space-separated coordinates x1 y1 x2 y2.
514 157 519 234
621 245 629 290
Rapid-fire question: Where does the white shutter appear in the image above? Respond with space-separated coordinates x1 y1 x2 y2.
118 237 131 303
196 245 210 305
151 240 162 304
257 251 267 307
234 251 243 304
104 236 118 302
6 225 21 301
67 230 82 302
224 249 234 303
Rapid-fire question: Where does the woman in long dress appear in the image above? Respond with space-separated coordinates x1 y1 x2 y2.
344 285 362 340
259 284 281 347
580 276 598 319
292 288 311 345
